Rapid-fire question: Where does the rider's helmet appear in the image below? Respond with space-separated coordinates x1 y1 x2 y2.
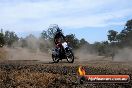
56 27 62 33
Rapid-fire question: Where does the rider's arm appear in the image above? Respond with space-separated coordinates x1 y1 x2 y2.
54 34 57 44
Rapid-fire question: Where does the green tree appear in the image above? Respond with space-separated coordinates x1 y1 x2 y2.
41 30 48 40
93 42 103 55
41 24 59 40
66 34 80 49
105 19 132 58
0 33 5 47
122 19 132 46
93 41 111 56
115 19 132 47
79 38 89 46
107 30 118 43
40 24 60 51
125 19 132 30
4 31 19 47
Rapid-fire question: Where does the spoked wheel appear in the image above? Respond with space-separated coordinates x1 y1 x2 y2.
66 51 74 63
52 54 59 63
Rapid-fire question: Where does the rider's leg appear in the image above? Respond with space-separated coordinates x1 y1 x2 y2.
59 43 65 54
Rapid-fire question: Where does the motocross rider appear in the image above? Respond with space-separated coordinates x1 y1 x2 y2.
54 27 66 55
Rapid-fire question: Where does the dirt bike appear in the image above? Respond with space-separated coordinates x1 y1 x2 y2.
52 42 74 63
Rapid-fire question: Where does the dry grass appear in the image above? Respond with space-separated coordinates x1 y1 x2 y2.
0 69 60 88
12 71 59 87
0 59 131 88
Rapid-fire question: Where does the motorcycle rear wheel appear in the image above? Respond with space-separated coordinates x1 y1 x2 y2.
52 54 59 63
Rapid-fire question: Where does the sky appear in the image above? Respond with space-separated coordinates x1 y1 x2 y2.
0 0 132 43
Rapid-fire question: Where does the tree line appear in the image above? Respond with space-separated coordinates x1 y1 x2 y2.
0 19 132 57
92 19 132 58
0 29 19 47
0 24 89 52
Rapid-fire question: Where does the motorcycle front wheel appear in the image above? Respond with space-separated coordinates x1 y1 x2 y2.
66 51 74 63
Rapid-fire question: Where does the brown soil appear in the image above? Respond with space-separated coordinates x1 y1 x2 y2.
0 60 131 88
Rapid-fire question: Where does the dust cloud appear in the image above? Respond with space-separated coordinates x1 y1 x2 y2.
4 36 132 62
74 45 103 61
114 47 132 61
5 36 52 61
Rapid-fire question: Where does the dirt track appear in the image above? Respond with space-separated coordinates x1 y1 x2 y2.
0 60 132 88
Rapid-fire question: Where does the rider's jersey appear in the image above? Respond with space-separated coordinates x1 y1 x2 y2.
54 32 65 45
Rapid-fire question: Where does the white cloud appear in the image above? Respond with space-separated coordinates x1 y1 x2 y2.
0 0 132 32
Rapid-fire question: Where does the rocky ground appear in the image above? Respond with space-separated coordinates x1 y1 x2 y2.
0 60 131 88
